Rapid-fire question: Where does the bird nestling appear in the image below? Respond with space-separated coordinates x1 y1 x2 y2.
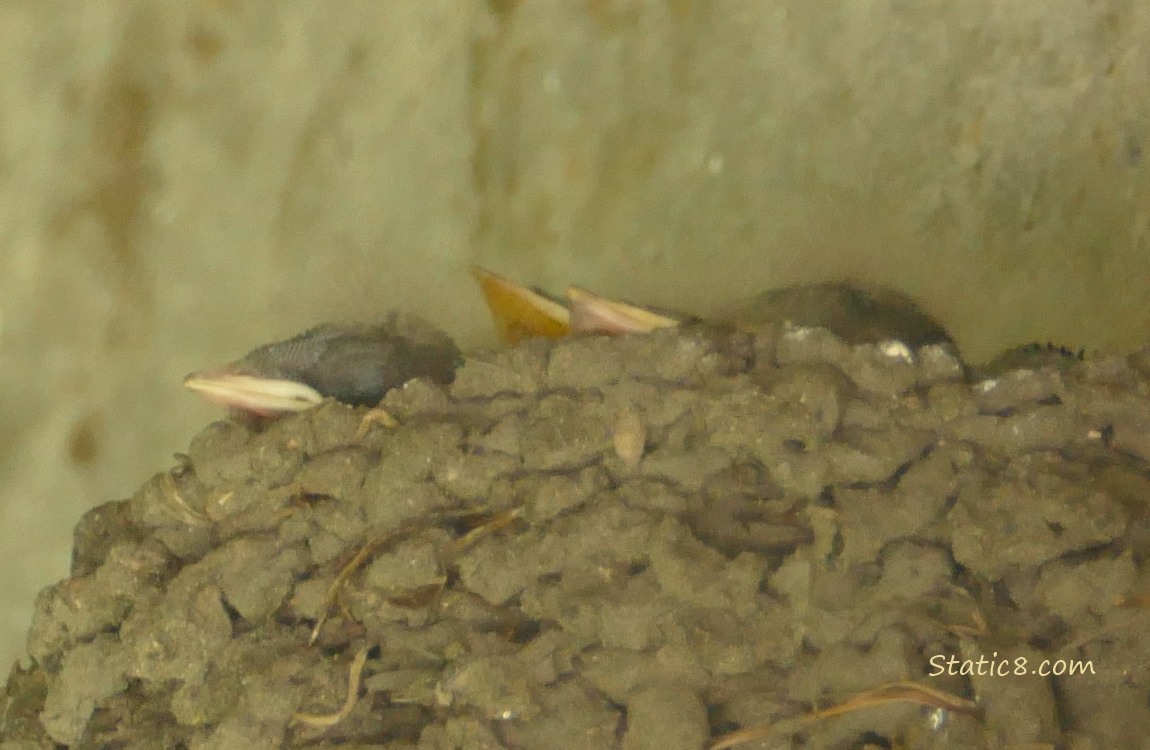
470 266 953 350
183 312 461 419
186 270 954 419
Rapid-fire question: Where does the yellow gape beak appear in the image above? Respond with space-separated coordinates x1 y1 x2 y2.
471 266 679 344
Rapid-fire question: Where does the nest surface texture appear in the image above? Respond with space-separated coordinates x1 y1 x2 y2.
2 324 1149 749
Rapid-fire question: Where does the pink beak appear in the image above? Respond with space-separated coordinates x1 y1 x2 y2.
182 370 325 417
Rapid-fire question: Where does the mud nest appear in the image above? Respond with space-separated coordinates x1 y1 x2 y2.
2 323 1149 749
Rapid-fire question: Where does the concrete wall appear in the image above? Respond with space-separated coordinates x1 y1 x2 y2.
2 0 1148 669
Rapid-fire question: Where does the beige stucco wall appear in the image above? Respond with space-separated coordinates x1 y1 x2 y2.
2 0 1148 669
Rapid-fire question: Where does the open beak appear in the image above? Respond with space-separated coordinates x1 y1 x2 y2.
565 286 678 334
182 371 325 417
470 266 572 343
472 266 680 343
